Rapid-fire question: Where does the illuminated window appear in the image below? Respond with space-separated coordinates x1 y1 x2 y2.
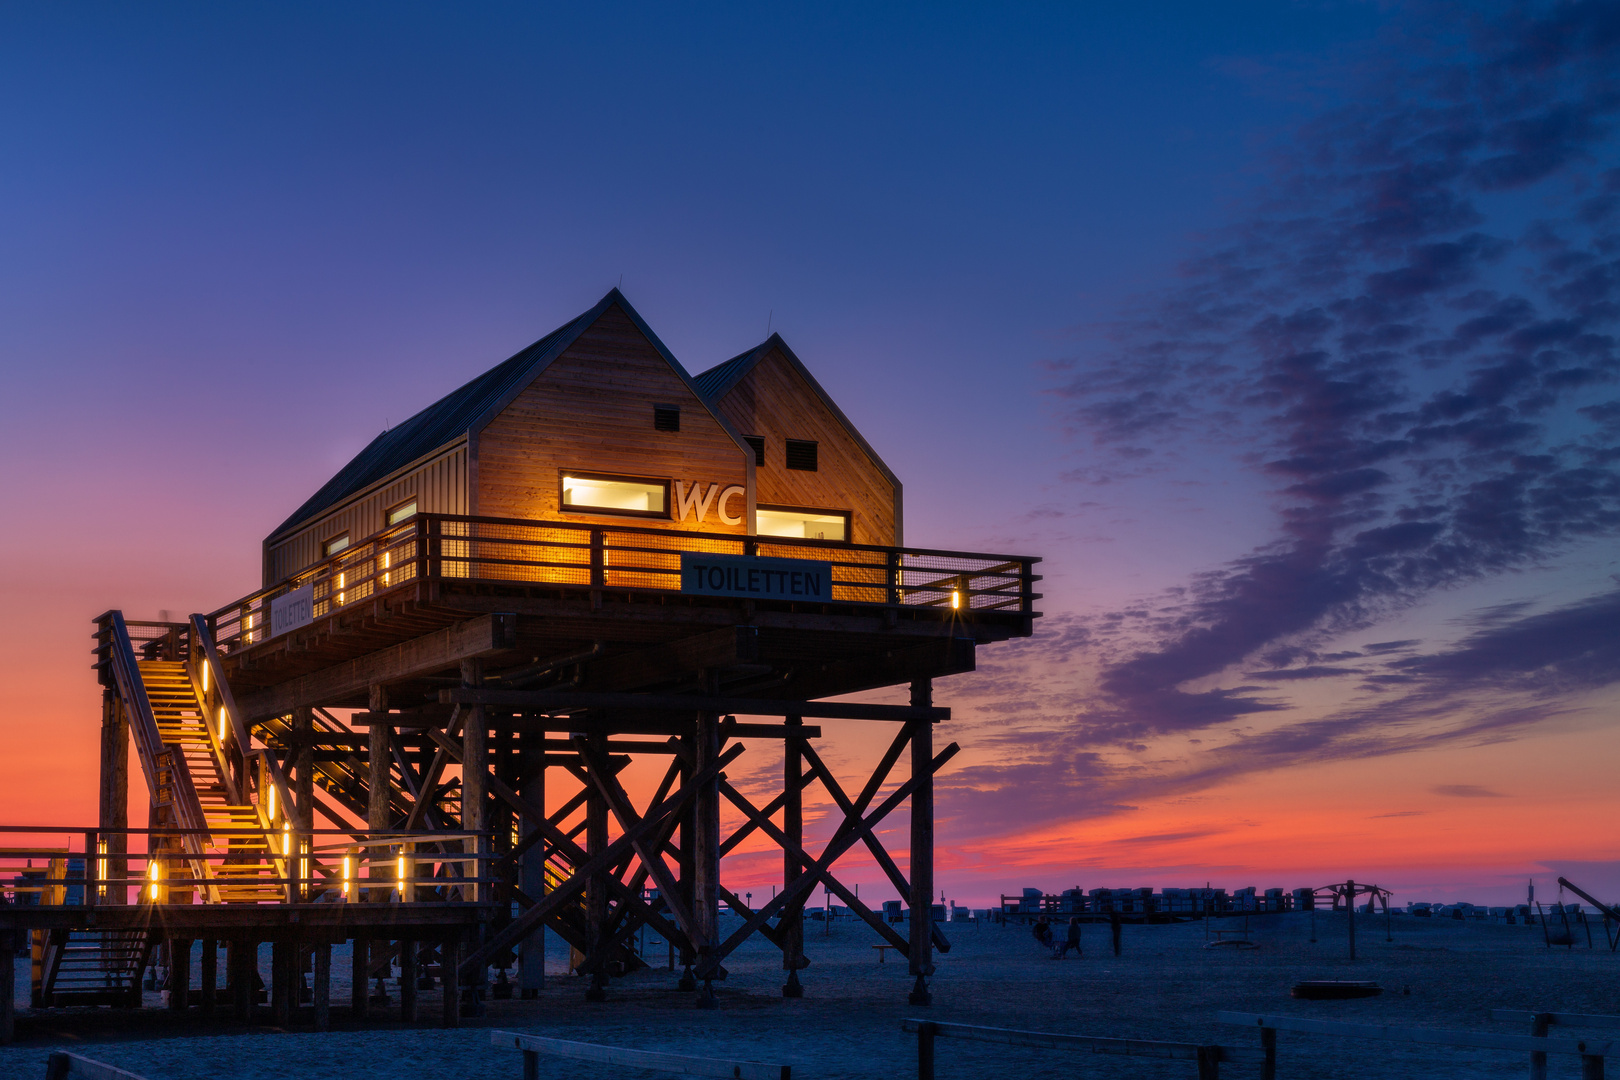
322 533 350 558
786 439 818 471
757 506 848 542
386 499 417 526
743 436 765 466
560 473 669 517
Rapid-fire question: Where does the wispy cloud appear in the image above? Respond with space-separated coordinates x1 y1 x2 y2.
1432 784 1509 798
940 3 1620 843
1045 1 1620 742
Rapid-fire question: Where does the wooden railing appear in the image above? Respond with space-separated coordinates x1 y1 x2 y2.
0 826 495 907
206 514 1041 654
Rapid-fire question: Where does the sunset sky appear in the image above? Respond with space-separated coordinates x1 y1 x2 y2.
2 2 1617 908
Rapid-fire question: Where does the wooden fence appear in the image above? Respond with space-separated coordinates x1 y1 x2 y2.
1219 1011 1612 1079
491 1029 790 1080
903 1019 1268 1080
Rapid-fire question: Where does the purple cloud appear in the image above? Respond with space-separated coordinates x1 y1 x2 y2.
1047 1 1620 742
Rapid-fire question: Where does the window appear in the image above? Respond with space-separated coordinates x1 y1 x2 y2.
743 436 765 466
653 404 681 432
757 506 849 542
560 472 669 518
322 533 351 558
786 439 818 471
386 499 417 527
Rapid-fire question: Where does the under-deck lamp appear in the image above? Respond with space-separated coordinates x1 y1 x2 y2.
282 821 291 857
217 707 228 743
266 784 276 822
951 589 962 610
201 662 209 694
147 859 161 901
342 853 353 899
396 854 406 896
96 839 107 899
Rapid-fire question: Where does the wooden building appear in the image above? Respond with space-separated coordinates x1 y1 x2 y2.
1 289 1040 1039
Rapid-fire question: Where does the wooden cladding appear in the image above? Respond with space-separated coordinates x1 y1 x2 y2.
476 306 750 532
265 443 469 586
706 347 898 546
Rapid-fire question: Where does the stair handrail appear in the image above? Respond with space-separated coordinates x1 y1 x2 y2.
156 751 223 905
105 612 169 801
188 615 256 773
107 618 221 901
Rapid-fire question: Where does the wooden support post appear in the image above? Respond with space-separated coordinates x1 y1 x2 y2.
441 937 461 1028
0 933 15 1045
461 660 486 904
908 680 935 1006
400 940 417 1023
270 940 289 1024
677 733 697 991
1196 1045 1221 1080
199 939 216 1017
916 1019 936 1080
523 1047 541 1080
585 730 609 1001
231 942 253 1021
169 938 191 1012
694 691 721 1009
519 730 546 999
99 690 129 903
782 714 805 998
293 706 314 900
313 942 331 1031
351 936 369 1019
1346 879 1357 961
1582 1054 1604 1080
1530 1012 1551 1080
1260 1026 1276 1080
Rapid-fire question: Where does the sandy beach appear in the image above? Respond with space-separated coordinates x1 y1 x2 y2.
1 910 1614 1079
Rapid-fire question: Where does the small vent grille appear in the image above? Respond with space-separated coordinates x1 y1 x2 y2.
744 436 765 466
786 439 818 471
653 405 681 432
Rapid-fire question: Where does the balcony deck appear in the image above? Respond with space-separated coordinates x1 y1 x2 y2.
178 515 1039 717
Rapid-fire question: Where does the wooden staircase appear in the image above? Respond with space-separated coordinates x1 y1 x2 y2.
139 660 283 904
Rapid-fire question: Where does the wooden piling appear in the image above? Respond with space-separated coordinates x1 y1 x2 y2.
400 940 417 1022
351 936 369 1019
694 696 721 1009
0 932 15 1044
781 714 805 998
312 942 331 1031
270 940 289 1024
231 941 253 1021
441 937 461 1028
519 730 546 999
908 679 934 1007
199 939 216 1017
1347 879 1357 961
169 938 191 1013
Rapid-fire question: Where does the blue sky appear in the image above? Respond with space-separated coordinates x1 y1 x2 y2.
2 1 1617 903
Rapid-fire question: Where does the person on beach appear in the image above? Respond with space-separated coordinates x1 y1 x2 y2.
1054 916 1082 958
1032 915 1055 951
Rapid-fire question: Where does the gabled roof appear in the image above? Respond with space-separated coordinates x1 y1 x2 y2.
692 333 900 490
268 289 737 543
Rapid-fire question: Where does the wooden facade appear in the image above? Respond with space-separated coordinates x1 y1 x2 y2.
16 289 1042 1041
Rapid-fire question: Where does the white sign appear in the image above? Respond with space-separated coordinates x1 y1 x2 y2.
675 481 746 525
270 582 314 638
680 553 832 601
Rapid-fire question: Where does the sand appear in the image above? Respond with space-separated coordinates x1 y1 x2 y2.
1 911 1614 1079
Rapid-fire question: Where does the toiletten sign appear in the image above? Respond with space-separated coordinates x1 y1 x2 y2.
680 553 832 602
270 582 315 638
